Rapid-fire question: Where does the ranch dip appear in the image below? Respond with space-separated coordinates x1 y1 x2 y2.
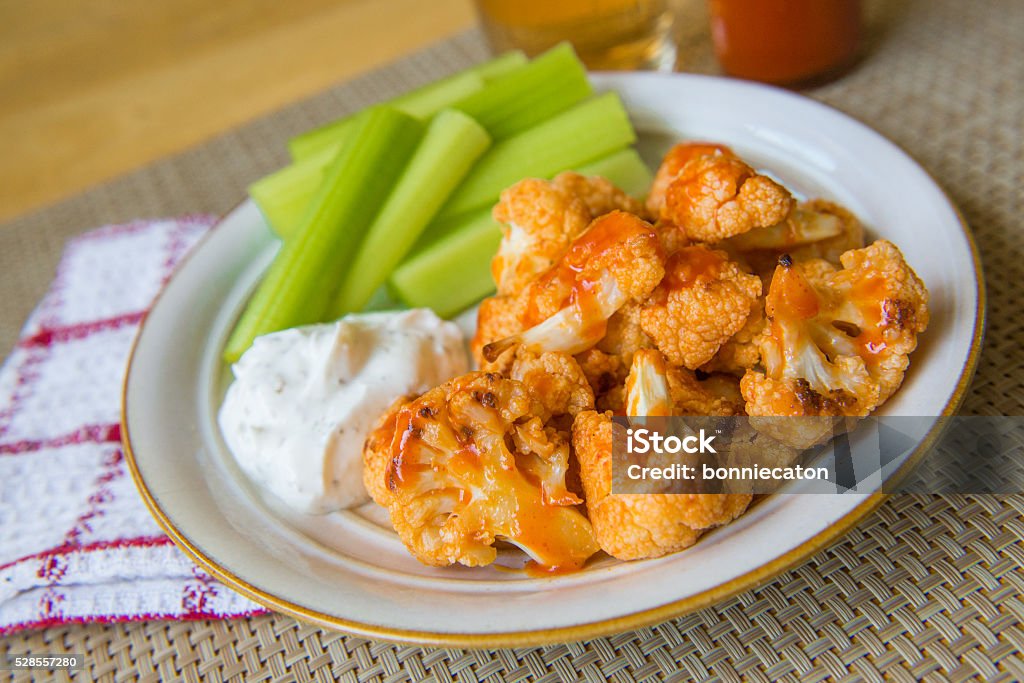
218 308 468 514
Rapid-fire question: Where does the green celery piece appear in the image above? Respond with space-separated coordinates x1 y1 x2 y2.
253 52 531 238
224 107 423 362
248 146 333 239
254 47 583 237
331 109 491 317
432 91 636 228
470 49 528 80
287 73 479 160
451 42 591 141
575 147 653 198
288 51 526 161
389 209 502 318
389 145 654 317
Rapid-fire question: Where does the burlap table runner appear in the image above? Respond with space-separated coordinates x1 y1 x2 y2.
2 0 1022 679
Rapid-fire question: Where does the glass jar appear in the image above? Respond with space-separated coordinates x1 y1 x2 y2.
709 0 863 86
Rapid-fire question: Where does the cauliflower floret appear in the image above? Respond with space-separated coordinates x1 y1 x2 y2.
490 178 591 297
362 396 413 508
551 171 645 219
484 210 665 360
508 346 595 419
741 240 929 428
723 199 865 279
700 298 766 375
640 246 762 369
574 348 628 412
490 173 646 297
660 152 794 244
380 372 598 569
596 302 653 368
570 349 750 560
572 410 751 560
646 142 734 217
834 239 930 400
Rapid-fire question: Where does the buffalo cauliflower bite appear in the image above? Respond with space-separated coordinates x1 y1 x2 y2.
508 346 595 419
700 298 766 375
640 246 762 369
572 350 750 560
490 173 646 297
362 396 413 508
574 348 628 412
379 372 598 569
724 199 865 279
490 178 591 297
596 302 653 368
646 142 734 217
741 241 929 430
484 210 665 360
659 151 794 244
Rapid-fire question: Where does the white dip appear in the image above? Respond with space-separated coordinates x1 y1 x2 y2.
218 309 468 514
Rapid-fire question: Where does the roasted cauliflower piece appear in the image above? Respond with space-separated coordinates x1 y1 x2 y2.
700 298 766 376
573 412 750 560
376 372 598 569
572 351 750 560
596 302 653 368
640 246 762 369
362 396 414 508
490 173 645 297
484 210 665 360
646 142 734 217
724 199 865 279
574 348 628 412
490 178 591 297
741 241 929 428
508 346 595 419
654 146 794 244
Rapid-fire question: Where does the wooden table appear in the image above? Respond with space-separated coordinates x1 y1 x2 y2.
0 0 475 224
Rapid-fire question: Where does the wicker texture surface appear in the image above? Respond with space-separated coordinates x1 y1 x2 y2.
2 0 1023 679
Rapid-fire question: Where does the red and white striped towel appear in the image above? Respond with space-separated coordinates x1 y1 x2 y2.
0 217 268 635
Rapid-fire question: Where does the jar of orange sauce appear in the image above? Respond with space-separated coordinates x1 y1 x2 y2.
709 0 863 86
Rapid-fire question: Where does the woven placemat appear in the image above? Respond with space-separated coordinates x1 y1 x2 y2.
2 0 1023 680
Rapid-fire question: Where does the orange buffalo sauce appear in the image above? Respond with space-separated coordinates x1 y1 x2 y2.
709 0 863 86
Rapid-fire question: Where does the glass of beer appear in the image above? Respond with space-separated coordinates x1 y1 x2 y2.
474 0 677 71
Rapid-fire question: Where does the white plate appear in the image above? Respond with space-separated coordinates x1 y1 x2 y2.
123 73 984 647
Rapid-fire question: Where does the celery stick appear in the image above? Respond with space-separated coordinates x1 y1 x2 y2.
255 47 584 236
331 110 491 317
287 73 479 161
224 107 423 362
435 91 636 224
248 146 333 238
288 51 526 161
451 43 592 141
471 49 528 80
576 148 653 198
389 209 502 317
